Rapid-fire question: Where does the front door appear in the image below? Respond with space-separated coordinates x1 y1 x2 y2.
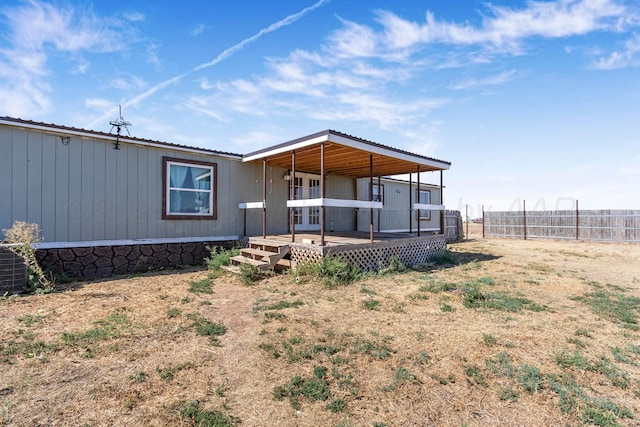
292 172 321 231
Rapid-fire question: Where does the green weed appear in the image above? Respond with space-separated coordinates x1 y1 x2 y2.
326 398 347 413
383 367 421 391
485 352 514 378
463 281 546 312
128 371 147 383
483 334 497 347
572 287 640 327
429 250 458 266
518 364 543 393
239 263 267 285
464 364 487 387
157 362 194 381
266 300 304 310
377 257 408 275
186 312 227 344
431 374 455 385
206 247 240 272
15 314 45 327
273 374 331 410
555 350 589 370
295 257 361 288
440 303 455 312
179 402 239 426
498 387 520 401
188 278 213 294
363 299 380 310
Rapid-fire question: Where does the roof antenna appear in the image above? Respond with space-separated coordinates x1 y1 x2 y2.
109 105 132 150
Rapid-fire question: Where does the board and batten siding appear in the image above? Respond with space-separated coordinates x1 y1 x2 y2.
356 178 442 233
0 125 273 243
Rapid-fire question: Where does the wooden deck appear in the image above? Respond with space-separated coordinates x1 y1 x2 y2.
241 231 446 271
249 231 437 247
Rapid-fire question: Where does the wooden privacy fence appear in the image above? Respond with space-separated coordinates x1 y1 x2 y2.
483 209 640 243
445 210 463 242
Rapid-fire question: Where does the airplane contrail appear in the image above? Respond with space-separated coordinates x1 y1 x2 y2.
86 0 330 129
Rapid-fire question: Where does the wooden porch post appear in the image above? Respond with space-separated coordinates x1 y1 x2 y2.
417 165 421 237
291 151 296 243
409 173 413 234
320 143 326 246
440 170 445 235
377 175 381 232
262 159 267 239
369 154 374 242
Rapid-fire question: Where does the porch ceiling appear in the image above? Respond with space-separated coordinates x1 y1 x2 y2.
242 130 450 178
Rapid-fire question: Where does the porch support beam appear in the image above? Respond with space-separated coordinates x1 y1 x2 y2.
369 154 374 243
262 159 267 239
320 142 326 246
417 165 421 237
291 150 296 243
377 175 381 232
439 170 445 235
409 173 413 234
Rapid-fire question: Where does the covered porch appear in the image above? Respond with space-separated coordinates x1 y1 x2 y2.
240 130 451 245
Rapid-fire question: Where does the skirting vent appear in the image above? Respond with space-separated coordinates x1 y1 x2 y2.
0 247 27 294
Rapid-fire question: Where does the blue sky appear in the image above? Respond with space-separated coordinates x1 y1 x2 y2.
1 0 639 216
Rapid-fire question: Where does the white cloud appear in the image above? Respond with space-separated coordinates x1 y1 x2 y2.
592 34 640 69
0 1 135 118
109 74 146 91
85 98 113 110
145 42 163 70
123 11 145 22
190 23 206 37
327 19 379 58
449 69 517 90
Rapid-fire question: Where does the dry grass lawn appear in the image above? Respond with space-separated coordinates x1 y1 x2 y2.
1 224 639 426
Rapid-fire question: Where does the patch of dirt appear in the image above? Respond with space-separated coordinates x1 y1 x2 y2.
1 233 639 426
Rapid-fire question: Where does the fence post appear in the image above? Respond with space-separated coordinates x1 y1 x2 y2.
576 199 579 240
482 204 485 238
466 204 469 241
523 199 527 240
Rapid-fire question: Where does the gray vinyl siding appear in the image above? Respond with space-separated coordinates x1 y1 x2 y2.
0 125 266 243
325 175 356 232
356 178 442 232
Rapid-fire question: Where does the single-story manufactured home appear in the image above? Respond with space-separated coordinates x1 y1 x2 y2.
0 116 453 282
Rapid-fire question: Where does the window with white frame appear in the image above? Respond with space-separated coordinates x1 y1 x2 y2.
163 157 217 219
372 183 384 204
416 188 431 220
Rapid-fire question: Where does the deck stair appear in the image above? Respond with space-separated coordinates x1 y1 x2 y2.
230 240 290 271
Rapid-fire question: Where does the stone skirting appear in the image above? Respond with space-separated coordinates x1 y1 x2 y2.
35 240 236 280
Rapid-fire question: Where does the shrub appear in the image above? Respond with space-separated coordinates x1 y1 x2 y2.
206 246 239 272
239 263 267 285
2 221 53 294
378 257 407 275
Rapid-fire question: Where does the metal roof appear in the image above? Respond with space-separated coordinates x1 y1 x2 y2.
0 116 242 159
243 129 450 178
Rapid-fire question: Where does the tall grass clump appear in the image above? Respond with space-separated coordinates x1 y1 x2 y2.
2 221 53 294
295 256 361 288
